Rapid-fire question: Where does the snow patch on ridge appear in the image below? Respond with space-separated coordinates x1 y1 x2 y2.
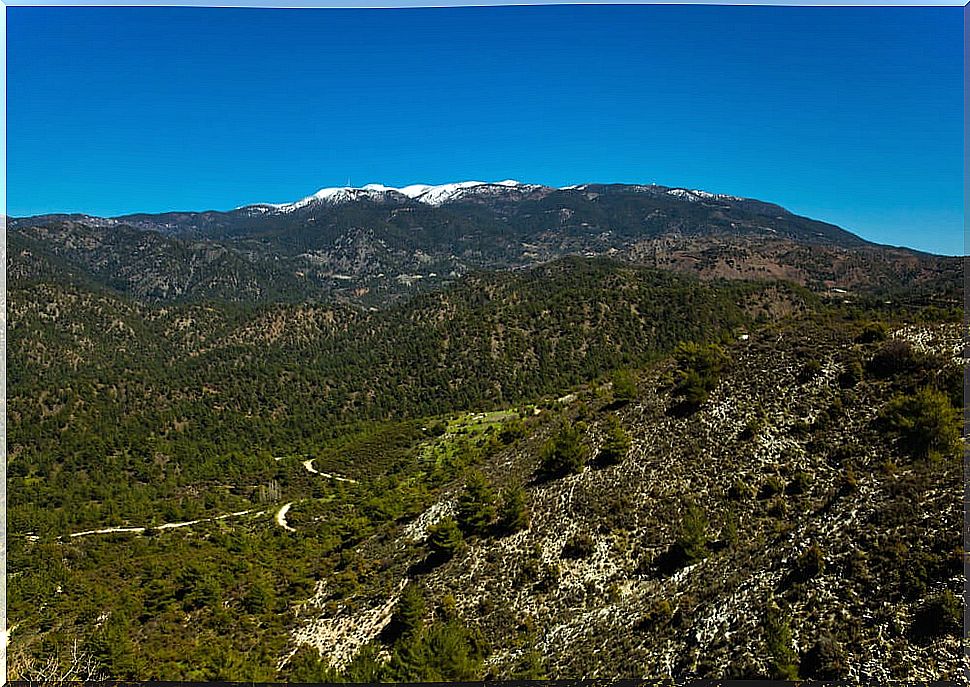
240 180 749 214
246 180 542 213
667 188 743 203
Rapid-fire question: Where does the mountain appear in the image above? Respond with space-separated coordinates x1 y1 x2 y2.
11 181 962 306
6 180 965 682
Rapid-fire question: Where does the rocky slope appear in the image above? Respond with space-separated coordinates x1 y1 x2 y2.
281 319 966 680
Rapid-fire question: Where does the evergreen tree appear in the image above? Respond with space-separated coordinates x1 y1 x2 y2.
675 500 709 564
392 582 426 637
390 621 487 681
764 601 799 679
539 423 588 478
598 414 631 465
428 517 465 559
881 387 961 459
456 471 496 536
611 368 637 405
497 485 530 535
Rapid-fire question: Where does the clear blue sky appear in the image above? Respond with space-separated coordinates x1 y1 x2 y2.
7 5 964 255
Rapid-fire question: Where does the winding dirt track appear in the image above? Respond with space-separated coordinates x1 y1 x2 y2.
301 459 359 484
67 509 263 539
275 502 296 532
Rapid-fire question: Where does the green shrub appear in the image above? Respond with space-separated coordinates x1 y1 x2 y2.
838 359 864 388
562 531 596 559
242 576 274 614
880 387 961 459
284 646 342 682
389 620 488 680
739 413 765 440
867 339 920 378
798 359 822 382
427 517 465 559
935 364 964 410
673 370 713 407
759 475 785 499
675 501 709 564
508 649 547 679
456 471 496 536
611 368 638 405
766 497 788 519
539 423 589 478
598 415 631 465
438 593 458 621
840 465 859 494
497 419 527 445
787 470 814 495
800 634 847 679
910 590 961 640
497 485 530 535
671 341 729 409
636 598 674 630
763 602 799 679
792 543 825 581
856 321 889 343
391 583 426 637
845 548 870 582
728 477 756 501
343 643 389 682
427 421 448 437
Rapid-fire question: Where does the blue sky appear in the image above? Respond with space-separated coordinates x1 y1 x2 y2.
7 5 964 255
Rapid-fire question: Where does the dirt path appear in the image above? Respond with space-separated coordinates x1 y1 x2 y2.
275 502 296 532
301 458 358 484
69 526 146 538
67 508 263 539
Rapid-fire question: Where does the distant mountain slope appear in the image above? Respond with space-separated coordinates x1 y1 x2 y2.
10 181 961 306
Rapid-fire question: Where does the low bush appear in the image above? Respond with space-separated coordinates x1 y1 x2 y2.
880 387 961 460
800 634 847 679
867 339 921 378
538 423 589 478
562 531 596 559
910 590 961 641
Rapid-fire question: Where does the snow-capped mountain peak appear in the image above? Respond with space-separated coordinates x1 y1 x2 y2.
248 180 543 213
242 179 748 215
665 188 744 203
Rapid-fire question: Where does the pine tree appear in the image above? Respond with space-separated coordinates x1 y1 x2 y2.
611 368 637 405
497 485 530 534
456 471 496 536
676 500 709 564
392 583 426 637
539 423 588 478
881 387 960 459
598 414 631 465
764 601 799 679
428 517 465 559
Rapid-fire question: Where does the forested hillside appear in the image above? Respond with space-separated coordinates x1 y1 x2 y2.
6 184 966 681
8 298 965 681
10 258 803 535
